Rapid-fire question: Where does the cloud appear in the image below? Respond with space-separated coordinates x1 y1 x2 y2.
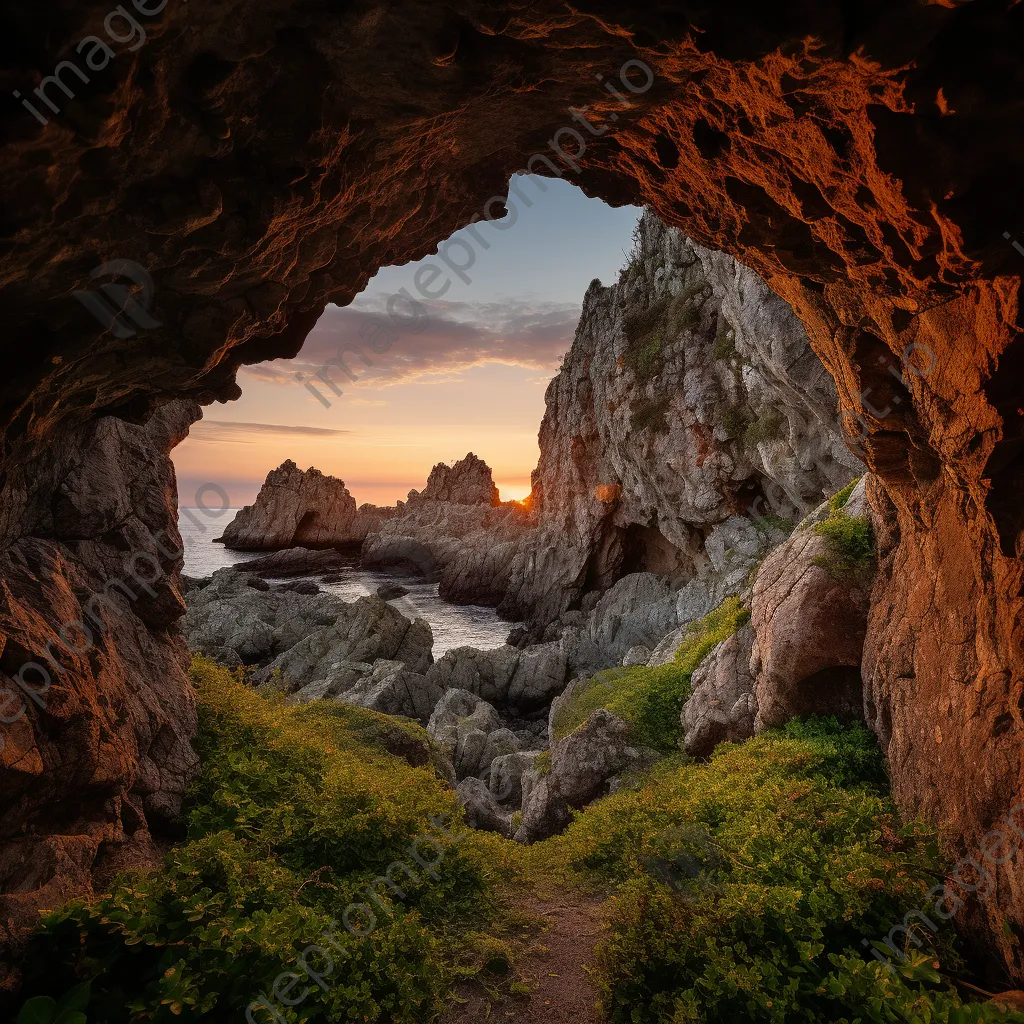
240 296 579 390
190 420 353 444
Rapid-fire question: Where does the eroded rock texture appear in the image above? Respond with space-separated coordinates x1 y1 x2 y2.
218 460 392 550
1 0 1023 980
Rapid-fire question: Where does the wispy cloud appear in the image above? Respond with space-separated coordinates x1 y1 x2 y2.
240 296 579 390
190 420 353 444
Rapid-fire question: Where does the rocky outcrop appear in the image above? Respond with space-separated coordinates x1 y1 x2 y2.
681 623 757 757
233 547 354 577
456 777 514 838
515 709 638 844
252 595 433 690
427 689 520 780
0 401 200 963
218 461 393 551
184 567 344 666
751 479 874 731
327 660 445 723
406 453 500 507
424 643 567 713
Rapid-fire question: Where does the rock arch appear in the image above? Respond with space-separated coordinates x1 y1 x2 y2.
1 0 1022 978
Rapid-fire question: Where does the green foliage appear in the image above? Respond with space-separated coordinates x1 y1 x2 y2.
16 984 90 1024
548 718 1017 1023
552 598 750 751
813 481 874 576
712 317 737 361
743 408 785 448
623 295 670 382
17 658 490 1023
721 405 748 439
534 751 552 777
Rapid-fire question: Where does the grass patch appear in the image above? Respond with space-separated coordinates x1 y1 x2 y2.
547 717 1016 1023
712 316 737 361
534 751 552 777
17 658 491 1023
551 598 750 752
813 478 873 576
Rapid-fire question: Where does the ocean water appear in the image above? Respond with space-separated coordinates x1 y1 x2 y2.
178 508 513 656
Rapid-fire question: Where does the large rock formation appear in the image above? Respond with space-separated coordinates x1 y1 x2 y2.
406 453 500 507
2 0 1023 983
218 460 393 550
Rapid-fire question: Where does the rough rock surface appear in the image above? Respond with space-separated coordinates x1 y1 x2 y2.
681 623 757 757
328 660 445 724
218 461 393 550
233 547 353 577
515 709 635 844
184 567 344 666
425 643 568 713
489 751 543 807
751 479 873 731
427 689 520 781
456 777 513 838
2 0 1024 980
253 596 434 690
406 453 500 507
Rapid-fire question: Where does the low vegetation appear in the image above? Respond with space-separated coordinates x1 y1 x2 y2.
14 646 1017 1024
548 717 1019 1023
16 658 492 1023
551 597 750 751
814 478 874 576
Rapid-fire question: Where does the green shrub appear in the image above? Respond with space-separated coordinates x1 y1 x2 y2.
551 598 750 751
721 405 747 439
17 658 490 1023
623 295 670 382
712 317 737 361
813 480 873 576
743 407 785 448
534 751 552 777
549 718 1018 1023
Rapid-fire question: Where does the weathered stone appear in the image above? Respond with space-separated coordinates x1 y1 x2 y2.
376 583 410 601
338 659 446 723
681 623 757 757
750 479 873 731
488 751 542 806
218 461 393 550
235 547 353 577
456 778 513 837
406 453 499 507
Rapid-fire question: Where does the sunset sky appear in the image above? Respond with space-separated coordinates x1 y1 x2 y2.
173 177 641 507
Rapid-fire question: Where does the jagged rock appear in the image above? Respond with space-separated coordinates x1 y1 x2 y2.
235 547 353 576
750 479 873 731
622 645 652 667
376 583 409 600
249 595 432 692
217 461 393 550
681 623 757 757
279 579 321 595
339 659 446 723
185 567 344 666
425 643 567 712
406 453 500 507
457 777 514 837
515 709 636 844
488 751 542 806
426 689 520 780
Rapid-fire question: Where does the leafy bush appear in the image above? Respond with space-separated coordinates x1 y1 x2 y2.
549 718 1019 1023
813 479 873 576
712 317 737 361
552 598 749 751
17 658 490 1023
743 407 785 448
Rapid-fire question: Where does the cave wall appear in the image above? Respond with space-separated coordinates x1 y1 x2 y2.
1 0 1023 979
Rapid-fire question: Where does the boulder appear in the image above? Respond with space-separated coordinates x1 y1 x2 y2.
250 594 434 689
488 751 543 806
681 622 757 757
376 582 410 600
622 645 652 667
457 778 514 837
425 642 567 712
340 659 446 722
750 478 873 731
515 709 636 843
235 547 352 576
184 567 345 666
427 689 520 780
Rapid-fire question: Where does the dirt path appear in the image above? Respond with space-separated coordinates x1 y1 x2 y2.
442 894 608 1023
